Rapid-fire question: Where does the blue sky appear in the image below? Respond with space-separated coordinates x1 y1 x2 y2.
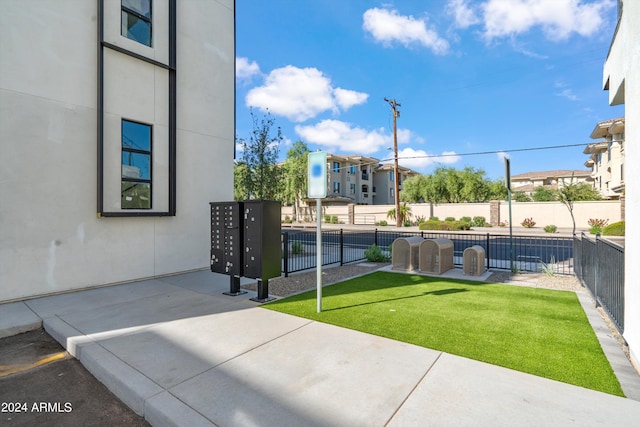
235 0 623 180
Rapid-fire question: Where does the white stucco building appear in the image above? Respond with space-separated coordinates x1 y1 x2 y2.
584 117 625 199
603 0 640 371
0 0 235 301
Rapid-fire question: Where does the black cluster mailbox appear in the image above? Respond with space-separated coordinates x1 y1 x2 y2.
210 200 281 302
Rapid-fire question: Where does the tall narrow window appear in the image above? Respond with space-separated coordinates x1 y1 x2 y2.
122 0 152 46
332 162 340 173
122 120 152 209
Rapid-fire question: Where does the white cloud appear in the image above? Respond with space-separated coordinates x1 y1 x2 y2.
294 120 391 154
447 0 481 28
236 57 261 81
481 0 614 41
333 88 369 110
246 66 368 122
554 81 579 101
362 7 449 54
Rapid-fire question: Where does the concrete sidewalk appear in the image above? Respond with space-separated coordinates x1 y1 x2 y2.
2 269 640 426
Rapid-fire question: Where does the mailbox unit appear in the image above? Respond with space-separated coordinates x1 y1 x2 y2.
210 202 243 276
243 200 281 281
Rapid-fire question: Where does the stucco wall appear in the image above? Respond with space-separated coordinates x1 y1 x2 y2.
604 0 640 372
0 0 234 301
283 200 622 230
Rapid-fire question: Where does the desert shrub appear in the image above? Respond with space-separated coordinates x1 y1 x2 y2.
403 220 412 227
544 225 557 233
291 241 303 254
323 215 331 223
521 217 536 228
282 215 292 224
419 219 441 230
445 216 456 222
414 215 427 225
429 216 440 221
460 216 472 223
472 216 487 227
376 220 388 226
331 215 339 224
602 221 625 236
588 218 609 235
364 244 390 262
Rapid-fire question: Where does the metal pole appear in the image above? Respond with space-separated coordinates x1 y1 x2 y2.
316 198 322 313
508 188 514 272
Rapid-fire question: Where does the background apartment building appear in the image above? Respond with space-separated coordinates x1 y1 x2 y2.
0 0 235 301
510 170 593 195
584 117 625 199
325 153 417 205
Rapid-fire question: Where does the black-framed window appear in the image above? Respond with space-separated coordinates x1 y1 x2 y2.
333 182 340 194
121 0 152 46
332 162 340 173
122 120 152 209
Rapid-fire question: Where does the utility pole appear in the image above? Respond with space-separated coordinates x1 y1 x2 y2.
384 98 401 227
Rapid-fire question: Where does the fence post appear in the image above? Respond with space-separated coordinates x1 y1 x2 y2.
595 234 600 308
340 228 344 266
486 233 490 272
374 228 378 246
282 232 289 278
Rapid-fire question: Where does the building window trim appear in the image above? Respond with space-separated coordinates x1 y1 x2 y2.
121 0 153 47
121 119 153 209
97 0 177 217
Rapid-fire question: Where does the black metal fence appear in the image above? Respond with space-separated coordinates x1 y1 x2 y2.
282 228 574 277
574 233 625 333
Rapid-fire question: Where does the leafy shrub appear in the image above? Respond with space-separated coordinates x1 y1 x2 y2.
588 218 609 234
602 221 625 236
543 225 557 233
472 216 487 227
364 244 390 262
323 215 331 223
429 216 440 221
521 217 536 228
460 216 472 223
414 215 427 225
419 219 441 230
282 215 292 224
291 241 303 254
331 215 339 224
403 220 412 227
445 216 456 222
376 220 388 226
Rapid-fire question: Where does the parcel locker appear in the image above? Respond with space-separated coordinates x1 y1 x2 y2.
243 200 281 280
210 202 243 276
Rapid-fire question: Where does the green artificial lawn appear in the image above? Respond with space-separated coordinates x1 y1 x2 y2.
264 271 624 396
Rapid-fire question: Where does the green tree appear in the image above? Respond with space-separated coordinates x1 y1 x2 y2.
556 178 602 235
233 161 251 201
400 175 429 203
489 179 508 200
512 191 532 202
460 166 492 202
532 186 556 202
282 141 310 221
236 109 283 200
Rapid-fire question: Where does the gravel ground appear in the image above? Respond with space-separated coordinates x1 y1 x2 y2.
241 263 582 297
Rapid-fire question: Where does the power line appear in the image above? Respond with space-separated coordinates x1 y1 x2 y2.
244 142 594 178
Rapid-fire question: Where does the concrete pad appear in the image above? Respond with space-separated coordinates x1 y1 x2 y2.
170 321 441 427
388 352 640 427
25 279 178 318
79 342 164 416
57 288 256 337
96 307 312 388
145 391 216 427
158 269 233 295
0 302 41 338
381 264 492 282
